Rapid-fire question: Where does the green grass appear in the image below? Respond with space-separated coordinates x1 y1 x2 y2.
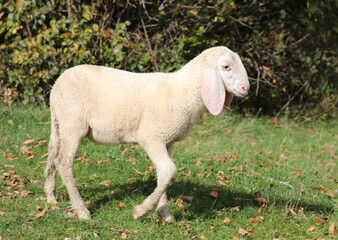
0 105 337 239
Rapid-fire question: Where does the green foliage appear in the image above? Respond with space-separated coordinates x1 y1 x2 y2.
0 0 337 116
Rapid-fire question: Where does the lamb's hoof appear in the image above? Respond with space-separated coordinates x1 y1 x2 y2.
77 209 91 220
157 205 174 223
163 214 174 223
46 197 57 204
133 205 150 219
133 205 142 219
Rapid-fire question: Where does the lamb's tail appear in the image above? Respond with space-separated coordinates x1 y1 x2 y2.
44 110 60 178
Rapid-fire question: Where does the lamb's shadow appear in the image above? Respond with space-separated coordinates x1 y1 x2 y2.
79 178 335 220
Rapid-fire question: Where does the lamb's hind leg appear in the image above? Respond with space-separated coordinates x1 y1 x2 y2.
133 140 177 219
57 135 90 220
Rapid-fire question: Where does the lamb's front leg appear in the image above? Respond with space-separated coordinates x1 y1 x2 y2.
133 140 177 219
156 142 175 222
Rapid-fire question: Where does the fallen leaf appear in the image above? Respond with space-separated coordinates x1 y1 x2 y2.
26 154 35 160
200 236 207 240
2 163 14 168
315 217 325 226
254 197 268 205
117 202 125 209
238 227 250 237
229 206 240 212
20 190 31 198
21 146 33 155
258 203 266 214
221 217 231 224
99 180 110 187
35 208 47 218
120 232 128 239
210 190 218 198
0 210 5 216
329 222 335 236
307 226 315 233
121 148 128 154
23 139 35 145
326 189 335 197
181 195 194 201
132 164 155 175
176 199 187 212
147 227 152 232
111 190 120 195
249 216 264 224
218 180 227 186
210 224 215 230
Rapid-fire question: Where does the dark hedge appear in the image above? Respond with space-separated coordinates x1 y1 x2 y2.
0 0 337 117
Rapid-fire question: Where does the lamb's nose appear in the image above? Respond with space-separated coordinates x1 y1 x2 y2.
242 85 249 93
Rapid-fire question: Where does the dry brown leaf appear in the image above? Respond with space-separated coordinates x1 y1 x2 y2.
120 232 128 239
20 190 31 198
326 189 335 197
221 217 231 224
26 155 35 160
176 199 187 212
4 170 16 177
210 224 215 230
121 148 128 154
249 216 264 224
253 171 262 177
2 163 14 168
181 195 194 201
254 197 268 205
228 166 239 171
329 222 335 236
99 180 110 187
307 226 315 233
238 227 250 237
23 139 35 145
111 190 120 195
210 190 218 198
97 159 109 165
35 208 46 218
218 180 227 186
315 217 325 226
117 202 125 209
147 227 152 232
200 236 207 240
132 164 155 175
229 206 240 212
0 210 5 216
258 203 266 214
21 146 33 155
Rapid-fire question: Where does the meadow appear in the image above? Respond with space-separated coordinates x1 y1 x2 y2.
0 105 336 239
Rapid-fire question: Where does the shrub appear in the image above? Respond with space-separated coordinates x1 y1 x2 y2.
0 0 336 117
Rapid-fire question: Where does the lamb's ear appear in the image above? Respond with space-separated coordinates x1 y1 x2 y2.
225 91 233 108
201 68 225 116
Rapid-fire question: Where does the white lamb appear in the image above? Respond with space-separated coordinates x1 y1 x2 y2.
44 46 250 221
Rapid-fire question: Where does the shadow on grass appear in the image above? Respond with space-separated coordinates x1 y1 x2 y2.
78 178 335 221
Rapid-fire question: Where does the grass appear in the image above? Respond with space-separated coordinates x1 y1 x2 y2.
0 104 337 239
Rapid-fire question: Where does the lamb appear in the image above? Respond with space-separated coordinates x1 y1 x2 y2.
44 46 250 221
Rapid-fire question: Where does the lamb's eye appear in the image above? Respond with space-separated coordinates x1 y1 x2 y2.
222 65 231 71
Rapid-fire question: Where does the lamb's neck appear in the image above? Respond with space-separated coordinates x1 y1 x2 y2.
170 59 206 115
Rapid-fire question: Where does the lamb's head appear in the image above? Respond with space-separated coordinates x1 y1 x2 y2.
201 47 250 115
